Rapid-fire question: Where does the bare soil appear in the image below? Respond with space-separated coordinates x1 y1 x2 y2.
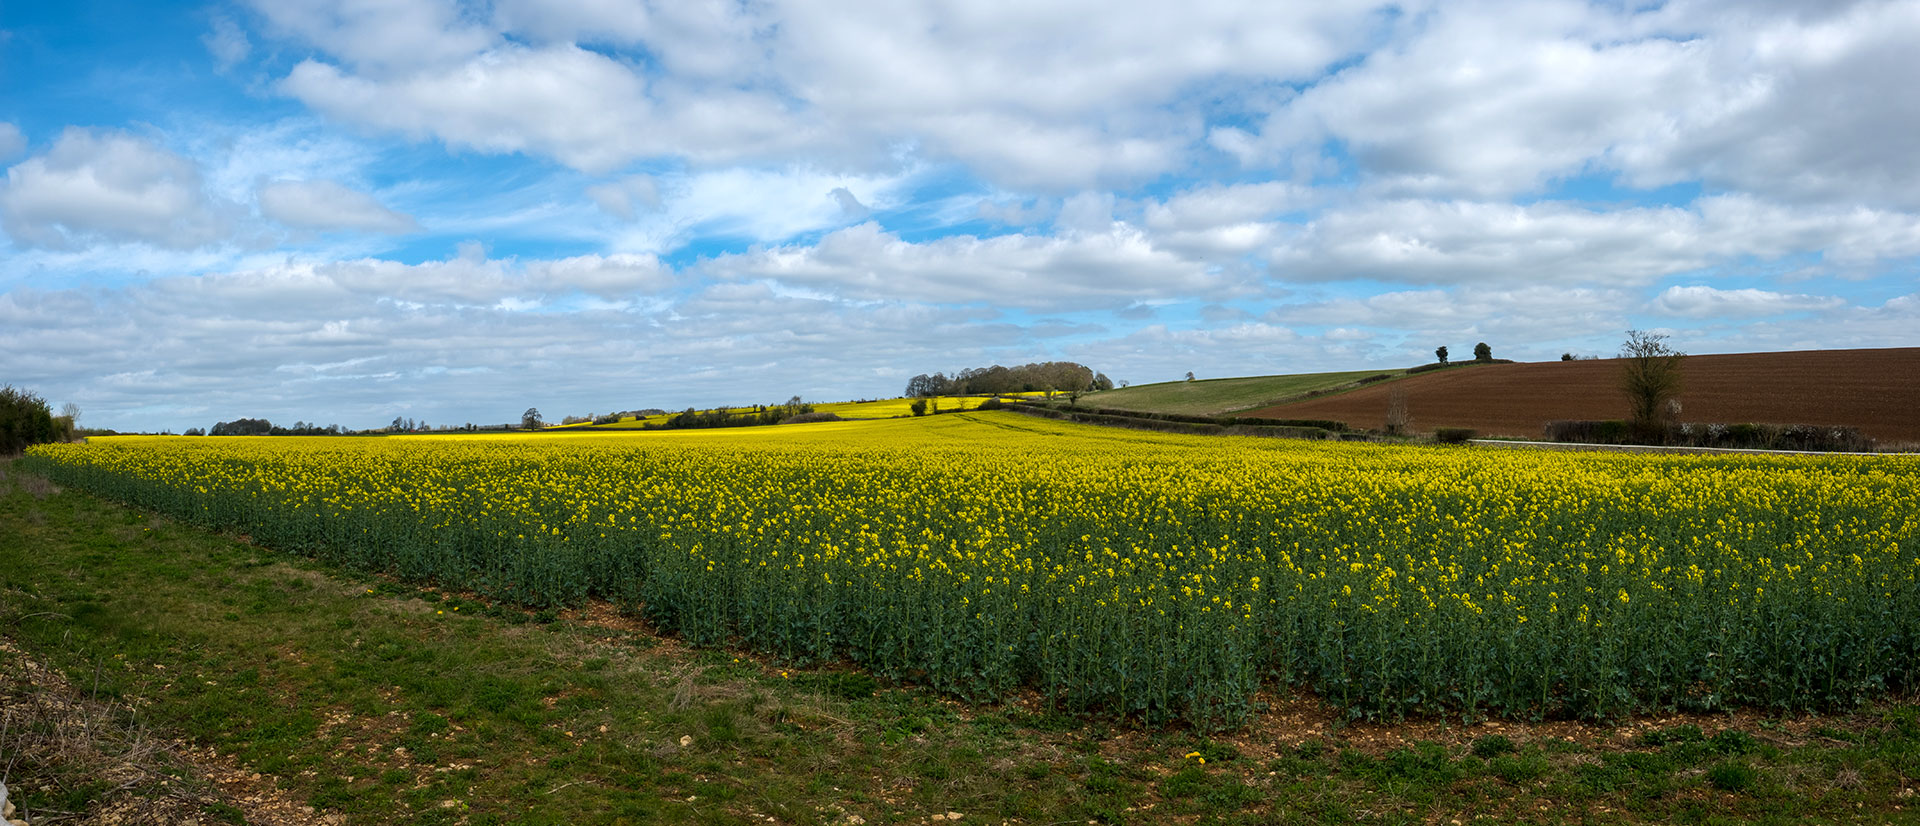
1249 347 1920 443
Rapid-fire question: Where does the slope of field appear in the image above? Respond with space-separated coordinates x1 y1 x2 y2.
1081 369 1398 416
1250 347 1920 443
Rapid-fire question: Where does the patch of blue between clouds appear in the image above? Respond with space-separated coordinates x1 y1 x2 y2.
1529 173 1703 209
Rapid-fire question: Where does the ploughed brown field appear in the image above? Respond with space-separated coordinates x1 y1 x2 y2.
1248 346 1920 444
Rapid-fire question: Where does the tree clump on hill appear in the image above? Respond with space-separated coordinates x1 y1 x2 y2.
656 397 818 430
905 361 1112 397
1620 330 1685 444
1 385 75 453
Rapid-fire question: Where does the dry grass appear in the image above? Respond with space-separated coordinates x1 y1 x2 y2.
0 638 220 824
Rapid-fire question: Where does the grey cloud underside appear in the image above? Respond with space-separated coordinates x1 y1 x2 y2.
257 0 1402 186
246 0 1920 205
0 129 235 249
698 222 1246 309
257 179 420 234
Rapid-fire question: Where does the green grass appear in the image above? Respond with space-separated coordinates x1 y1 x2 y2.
1083 369 1400 416
5 459 1920 824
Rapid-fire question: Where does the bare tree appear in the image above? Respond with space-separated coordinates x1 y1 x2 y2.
1620 331 1684 443
1384 386 1411 436
522 407 543 431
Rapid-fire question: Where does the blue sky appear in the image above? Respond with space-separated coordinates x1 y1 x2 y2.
3 0 1918 432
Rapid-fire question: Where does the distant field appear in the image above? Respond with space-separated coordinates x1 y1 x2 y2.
1250 347 1920 443
556 395 1015 429
1081 369 1399 416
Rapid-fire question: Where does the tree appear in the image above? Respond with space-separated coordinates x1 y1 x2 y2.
522 407 542 430
1185 371 1196 382
1473 342 1492 361
1384 387 1411 437
1 385 64 453
1619 331 1685 444
1435 346 1448 364
1561 353 1575 361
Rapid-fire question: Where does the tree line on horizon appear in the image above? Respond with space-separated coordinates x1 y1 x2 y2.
905 361 1113 397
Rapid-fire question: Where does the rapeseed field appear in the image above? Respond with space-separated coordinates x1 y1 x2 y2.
26 413 1919 725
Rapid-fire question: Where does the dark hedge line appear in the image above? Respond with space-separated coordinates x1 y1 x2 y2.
1405 359 1516 375
1545 420 1874 452
1023 402 1347 433
1010 404 1336 441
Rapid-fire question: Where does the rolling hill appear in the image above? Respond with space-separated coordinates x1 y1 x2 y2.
1078 369 1399 417
1245 347 1920 444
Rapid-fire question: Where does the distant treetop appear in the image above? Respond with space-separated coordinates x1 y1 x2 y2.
906 362 1112 397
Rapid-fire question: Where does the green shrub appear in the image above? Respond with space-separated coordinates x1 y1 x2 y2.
1 385 68 454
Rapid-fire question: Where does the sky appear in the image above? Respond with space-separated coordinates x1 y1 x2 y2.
2 1 1918 433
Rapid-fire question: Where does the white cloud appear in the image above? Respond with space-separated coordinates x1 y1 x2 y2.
1270 200 1708 285
1615 0 1920 208
1268 197 1920 285
586 174 660 221
828 187 869 221
0 256 1029 431
0 128 232 249
1651 285 1846 318
1055 192 1117 234
1239 1 1706 198
1136 183 1314 258
1143 182 1314 232
278 39 822 175
257 1 1398 186
1224 0 1920 207
1267 285 1635 351
258 179 419 233
203 15 252 70
0 122 24 160
701 221 1235 309
608 166 913 253
247 0 497 71
281 46 667 174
